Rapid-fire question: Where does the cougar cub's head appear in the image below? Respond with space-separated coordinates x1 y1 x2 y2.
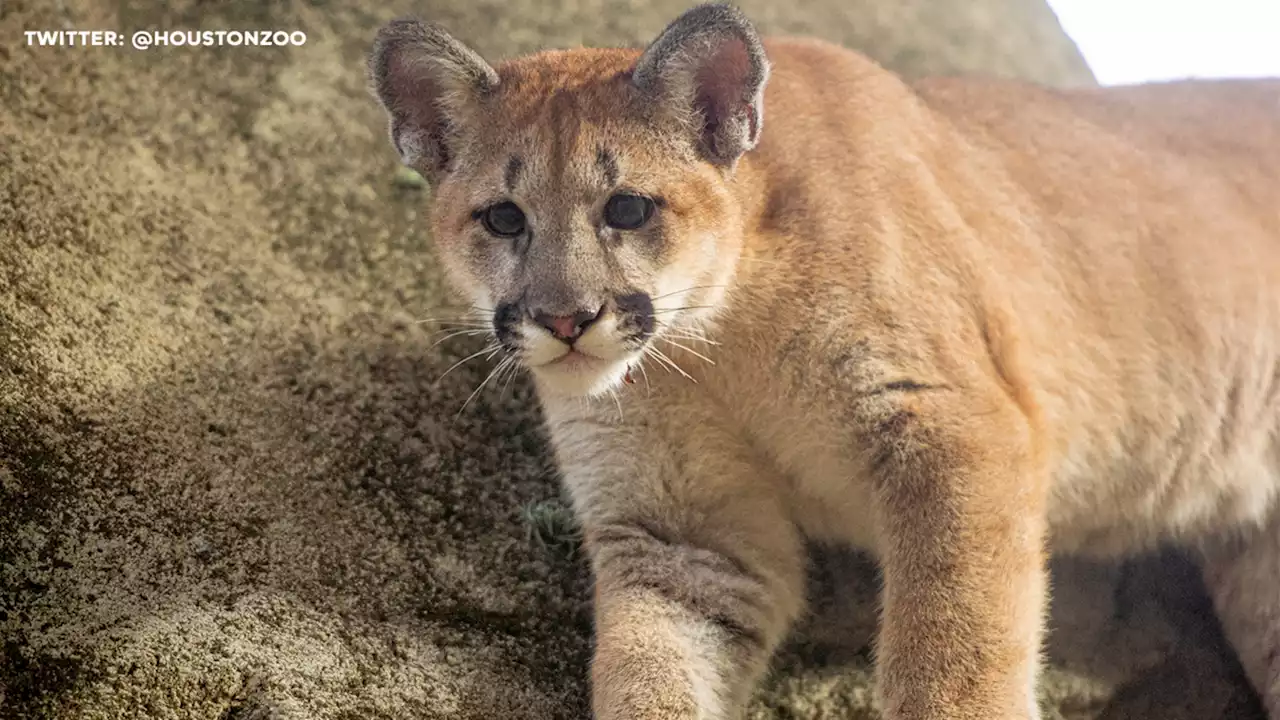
369 3 769 398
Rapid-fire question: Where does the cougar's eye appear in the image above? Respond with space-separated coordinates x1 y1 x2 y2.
481 201 526 238
604 193 654 230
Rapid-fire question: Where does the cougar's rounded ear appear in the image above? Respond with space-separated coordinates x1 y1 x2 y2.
632 3 770 168
367 19 499 183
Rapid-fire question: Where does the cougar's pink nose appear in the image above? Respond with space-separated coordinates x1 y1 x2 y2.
532 306 605 342
547 316 578 339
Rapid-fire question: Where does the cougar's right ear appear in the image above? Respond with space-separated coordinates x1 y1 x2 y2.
368 19 499 183
632 3 769 169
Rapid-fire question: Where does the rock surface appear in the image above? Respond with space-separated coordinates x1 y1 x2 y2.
0 0 1263 718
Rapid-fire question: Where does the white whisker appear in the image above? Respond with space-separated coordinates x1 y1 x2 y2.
431 304 494 313
645 346 695 382
606 387 624 421
416 313 490 324
458 355 514 415
649 284 727 302
429 328 492 348
417 317 490 325
661 338 716 366
426 320 492 329
438 343 501 383
660 331 721 347
643 346 674 374
499 358 524 398
650 305 714 315
415 305 494 325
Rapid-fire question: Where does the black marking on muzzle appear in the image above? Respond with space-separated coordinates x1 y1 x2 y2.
614 292 655 341
493 301 524 350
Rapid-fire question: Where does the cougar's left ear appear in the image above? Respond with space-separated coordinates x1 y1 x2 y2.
632 3 770 168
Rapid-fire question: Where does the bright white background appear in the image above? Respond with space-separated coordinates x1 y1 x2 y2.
1047 0 1280 85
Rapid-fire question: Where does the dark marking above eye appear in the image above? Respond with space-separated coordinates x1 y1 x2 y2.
596 146 619 187
858 380 948 397
504 155 524 192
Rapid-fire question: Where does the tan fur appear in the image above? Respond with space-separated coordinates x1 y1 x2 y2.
370 5 1280 718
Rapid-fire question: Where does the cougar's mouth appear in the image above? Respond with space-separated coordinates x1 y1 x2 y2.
544 348 601 369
